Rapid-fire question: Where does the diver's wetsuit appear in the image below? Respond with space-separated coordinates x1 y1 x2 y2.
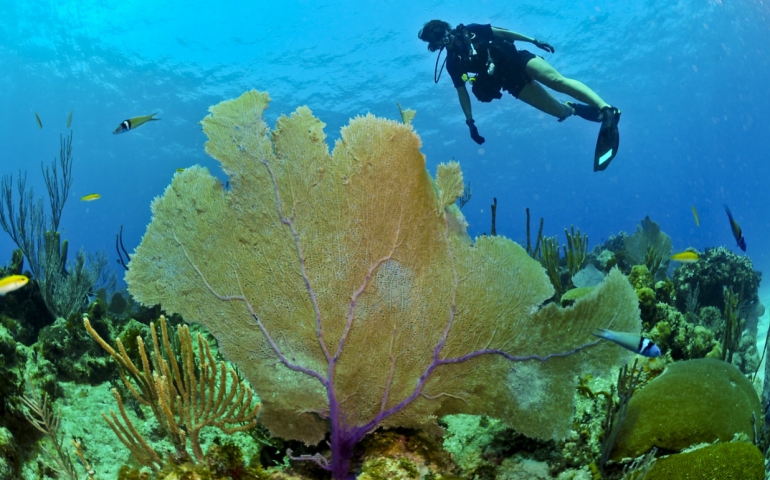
446 24 539 99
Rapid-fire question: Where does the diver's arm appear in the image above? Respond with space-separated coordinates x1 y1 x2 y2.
491 27 555 53
457 86 473 121
491 27 534 44
457 86 485 144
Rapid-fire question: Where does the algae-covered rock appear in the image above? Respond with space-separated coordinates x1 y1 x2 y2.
650 304 720 361
611 358 761 460
646 441 764 480
0 324 30 441
595 250 616 272
37 316 112 383
636 287 656 326
653 279 675 306
358 457 421 480
0 427 19 480
442 414 511 477
628 265 653 290
359 428 455 478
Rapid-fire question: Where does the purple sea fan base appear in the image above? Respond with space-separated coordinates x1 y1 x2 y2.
289 341 599 479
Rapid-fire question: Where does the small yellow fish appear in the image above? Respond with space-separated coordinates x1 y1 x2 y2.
671 251 699 263
34 112 42 129
176 168 185 172
66 109 73 128
0 275 29 296
691 205 700 227
113 113 159 134
80 193 101 201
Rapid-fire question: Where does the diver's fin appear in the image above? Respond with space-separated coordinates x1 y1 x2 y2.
594 107 621 172
568 101 603 122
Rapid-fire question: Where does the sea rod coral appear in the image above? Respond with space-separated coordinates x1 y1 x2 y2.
125 90 639 479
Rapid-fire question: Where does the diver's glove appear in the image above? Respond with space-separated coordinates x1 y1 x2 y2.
533 39 555 53
466 119 485 145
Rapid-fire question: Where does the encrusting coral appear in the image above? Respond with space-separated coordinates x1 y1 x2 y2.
125 90 641 479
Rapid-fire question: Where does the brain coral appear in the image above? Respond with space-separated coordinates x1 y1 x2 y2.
611 358 762 460
645 441 764 480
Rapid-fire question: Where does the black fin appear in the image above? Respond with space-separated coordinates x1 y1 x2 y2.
594 107 621 172
570 102 603 122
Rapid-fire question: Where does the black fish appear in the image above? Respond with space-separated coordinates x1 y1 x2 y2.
723 204 746 251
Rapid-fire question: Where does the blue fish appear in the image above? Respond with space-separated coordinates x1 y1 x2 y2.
592 329 661 357
723 204 746 251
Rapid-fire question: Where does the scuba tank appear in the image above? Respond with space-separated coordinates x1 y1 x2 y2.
472 38 519 102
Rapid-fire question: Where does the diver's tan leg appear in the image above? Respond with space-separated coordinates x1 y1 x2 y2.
525 57 609 109
517 80 572 118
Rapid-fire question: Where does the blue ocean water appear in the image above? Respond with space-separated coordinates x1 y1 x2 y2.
0 0 769 289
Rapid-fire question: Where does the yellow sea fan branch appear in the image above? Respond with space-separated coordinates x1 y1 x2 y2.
436 161 464 212
397 103 416 124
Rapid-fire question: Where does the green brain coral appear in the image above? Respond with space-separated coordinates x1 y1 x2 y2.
646 442 764 480
611 358 762 460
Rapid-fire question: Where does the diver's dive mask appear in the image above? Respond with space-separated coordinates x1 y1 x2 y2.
437 25 470 51
420 24 467 52
423 31 452 52
436 31 454 49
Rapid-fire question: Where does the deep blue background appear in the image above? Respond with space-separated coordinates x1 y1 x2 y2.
0 0 768 293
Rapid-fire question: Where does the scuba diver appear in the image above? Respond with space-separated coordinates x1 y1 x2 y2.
418 20 621 171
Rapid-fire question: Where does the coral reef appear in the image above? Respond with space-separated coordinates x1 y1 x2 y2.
441 414 565 479
594 249 618 273
672 246 760 313
649 304 721 360
0 427 19 479
117 440 287 480
622 216 672 279
627 265 653 291
124 90 641 479
356 428 455 479
0 320 44 455
0 95 765 480
36 315 113 383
